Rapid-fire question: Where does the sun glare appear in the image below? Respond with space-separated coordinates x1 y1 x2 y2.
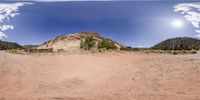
171 19 184 28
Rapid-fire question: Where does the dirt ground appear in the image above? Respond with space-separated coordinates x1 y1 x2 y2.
0 51 200 100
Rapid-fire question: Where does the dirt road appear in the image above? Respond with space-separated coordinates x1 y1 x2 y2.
0 51 200 100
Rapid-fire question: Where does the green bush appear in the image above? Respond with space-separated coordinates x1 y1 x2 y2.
98 39 117 50
80 37 96 50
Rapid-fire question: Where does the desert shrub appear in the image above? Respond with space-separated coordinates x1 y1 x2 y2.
120 47 132 51
190 49 197 54
120 47 140 51
170 50 197 54
57 49 65 52
25 48 53 53
98 39 117 50
171 51 178 55
80 37 96 50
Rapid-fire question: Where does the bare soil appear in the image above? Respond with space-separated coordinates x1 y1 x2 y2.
0 51 200 100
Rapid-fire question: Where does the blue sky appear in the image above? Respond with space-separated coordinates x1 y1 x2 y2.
0 0 200 47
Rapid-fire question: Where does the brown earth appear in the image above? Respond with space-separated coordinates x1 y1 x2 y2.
0 51 200 100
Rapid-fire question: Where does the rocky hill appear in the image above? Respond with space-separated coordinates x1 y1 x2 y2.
152 37 200 50
0 40 23 50
37 32 125 52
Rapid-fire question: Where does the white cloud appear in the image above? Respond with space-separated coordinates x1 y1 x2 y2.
0 25 14 31
0 2 32 22
0 31 7 40
174 2 200 37
0 2 32 40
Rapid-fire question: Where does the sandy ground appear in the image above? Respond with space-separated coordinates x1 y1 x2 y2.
0 51 200 100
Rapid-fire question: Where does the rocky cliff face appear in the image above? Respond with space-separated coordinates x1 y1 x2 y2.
37 32 124 52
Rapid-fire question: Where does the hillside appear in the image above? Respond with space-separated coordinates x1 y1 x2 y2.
0 40 23 50
152 37 200 50
37 32 125 52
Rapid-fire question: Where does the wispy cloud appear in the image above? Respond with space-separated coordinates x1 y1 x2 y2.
0 2 32 40
174 2 200 37
0 32 7 40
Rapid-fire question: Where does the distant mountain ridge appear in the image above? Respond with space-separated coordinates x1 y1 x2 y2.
0 40 23 50
152 37 200 50
1 35 200 52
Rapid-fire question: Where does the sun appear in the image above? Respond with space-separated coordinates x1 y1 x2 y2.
171 19 184 28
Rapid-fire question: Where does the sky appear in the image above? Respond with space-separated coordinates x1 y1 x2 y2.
0 0 200 47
